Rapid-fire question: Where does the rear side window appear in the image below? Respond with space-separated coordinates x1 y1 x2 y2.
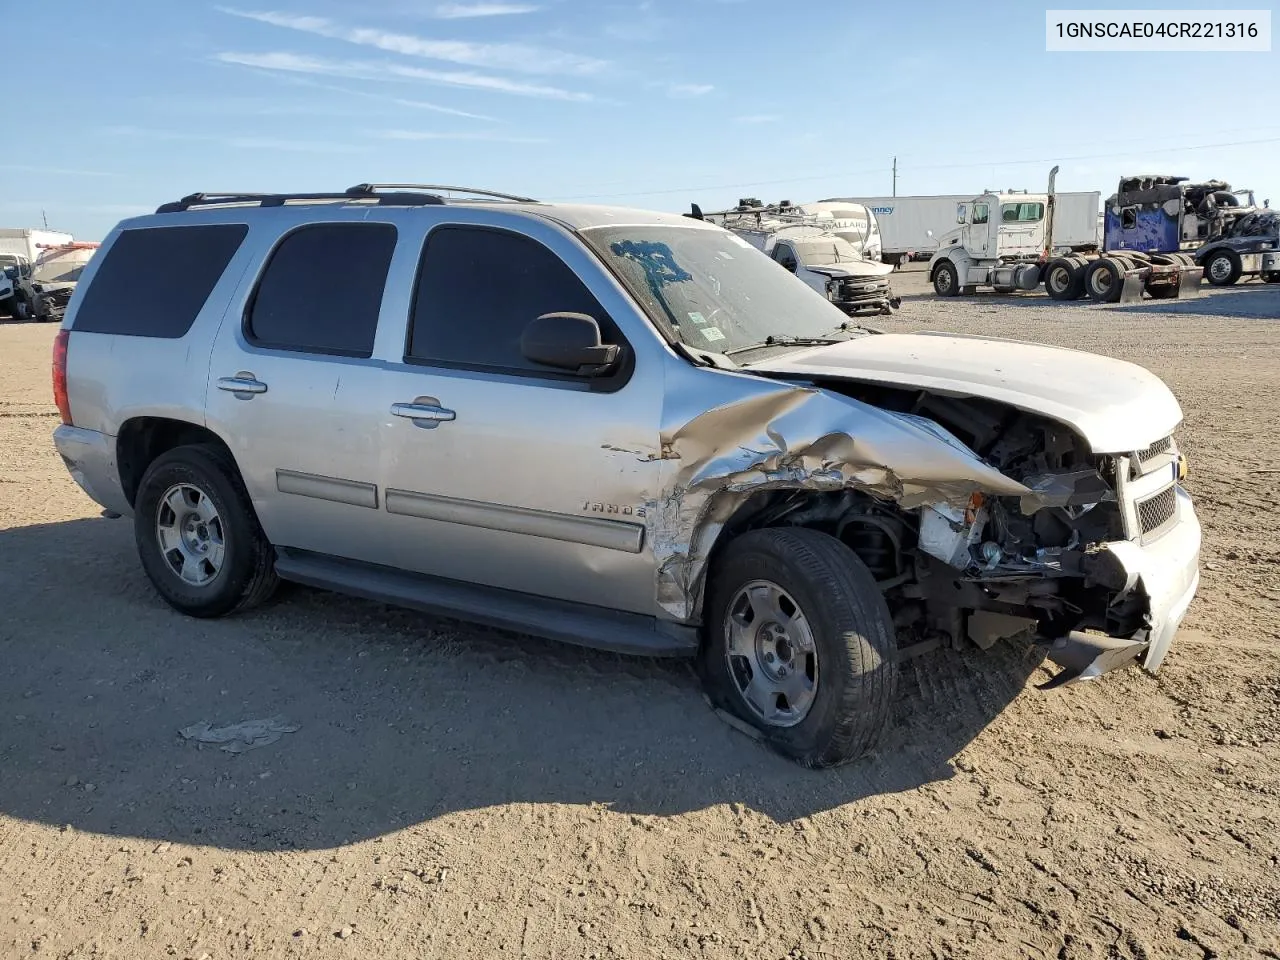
72 224 248 338
246 222 397 358
407 225 619 374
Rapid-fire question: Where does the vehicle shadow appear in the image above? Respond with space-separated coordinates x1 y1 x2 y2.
1109 284 1280 318
0 517 1045 851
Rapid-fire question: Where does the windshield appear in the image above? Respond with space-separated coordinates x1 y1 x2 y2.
791 237 862 264
1000 201 1044 223
579 224 856 358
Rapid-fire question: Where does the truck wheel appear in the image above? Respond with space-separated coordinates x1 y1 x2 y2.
134 444 279 618
1263 272 1280 284
1044 258 1083 300
701 528 898 768
932 261 959 297
1084 257 1124 303
6 296 31 322
1203 250 1242 286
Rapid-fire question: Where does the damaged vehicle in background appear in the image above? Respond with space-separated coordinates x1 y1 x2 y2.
689 198 901 316
1196 208 1280 285
53 186 1201 769
33 242 100 320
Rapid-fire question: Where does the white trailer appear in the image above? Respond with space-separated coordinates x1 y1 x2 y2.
0 227 75 266
820 192 1100 264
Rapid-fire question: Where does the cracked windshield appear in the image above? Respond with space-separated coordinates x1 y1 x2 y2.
582 225 859 357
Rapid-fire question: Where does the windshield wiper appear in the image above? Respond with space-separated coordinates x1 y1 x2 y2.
722 334 844 357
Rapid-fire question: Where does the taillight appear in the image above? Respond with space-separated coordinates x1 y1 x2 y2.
52 330 71 425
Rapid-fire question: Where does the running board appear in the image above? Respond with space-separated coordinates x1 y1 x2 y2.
273 548 699 658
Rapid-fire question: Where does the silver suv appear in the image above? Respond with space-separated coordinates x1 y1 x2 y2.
52 184 1202 767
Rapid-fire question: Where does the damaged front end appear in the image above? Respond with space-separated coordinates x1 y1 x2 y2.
652 369 1200 689
808 264 901 317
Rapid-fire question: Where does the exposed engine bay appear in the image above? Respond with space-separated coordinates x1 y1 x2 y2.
722 379 1176 679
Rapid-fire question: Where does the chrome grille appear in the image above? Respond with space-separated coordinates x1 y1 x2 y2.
1136 436 1174 467
1136 484 1177 537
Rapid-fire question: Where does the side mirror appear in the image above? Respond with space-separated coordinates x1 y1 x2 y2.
520 312 621 376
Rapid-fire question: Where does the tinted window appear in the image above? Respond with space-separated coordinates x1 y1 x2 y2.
72 225 247 338
408 226 618 374
972 203 989 225
247 223 397 357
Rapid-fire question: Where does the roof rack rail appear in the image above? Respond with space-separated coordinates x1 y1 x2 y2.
347 183 538 203
155 188 446 214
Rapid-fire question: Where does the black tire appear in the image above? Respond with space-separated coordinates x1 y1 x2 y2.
7 295 31 322
1203 249 1242 286
1044 257 1084 301
700 528 898 768
1084 257 1124 302
932 260 959 297
133 444 278 618
1263 272 1280 284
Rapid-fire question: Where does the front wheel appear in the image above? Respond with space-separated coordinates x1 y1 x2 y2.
5 295 31 321
1204 249 1242 286
134 444 279 618
932 261 959 297
701 528 898 768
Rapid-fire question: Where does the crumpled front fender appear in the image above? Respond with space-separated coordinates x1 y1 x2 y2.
648 370 1030 620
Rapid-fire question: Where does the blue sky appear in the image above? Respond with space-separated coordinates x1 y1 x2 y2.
7 0 1278 239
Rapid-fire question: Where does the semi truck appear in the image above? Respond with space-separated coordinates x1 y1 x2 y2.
819 191 1100 266
1102 175 1278 287
926 167 1204 303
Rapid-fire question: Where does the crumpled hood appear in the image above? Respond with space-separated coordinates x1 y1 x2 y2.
806 259 894 279
750 332 1184 453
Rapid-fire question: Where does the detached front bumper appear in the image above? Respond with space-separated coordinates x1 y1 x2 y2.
1043 486 1201 685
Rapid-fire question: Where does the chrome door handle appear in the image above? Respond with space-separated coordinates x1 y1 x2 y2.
391 399 456 428
216 375 268 396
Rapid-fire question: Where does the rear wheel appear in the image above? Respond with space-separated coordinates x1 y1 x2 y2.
1084 257 1124 302
1204 249 1242 286
1263 271 1280 284
932 260 959 297
134 444 278 618
1044 257 1083 300
701 528 898 768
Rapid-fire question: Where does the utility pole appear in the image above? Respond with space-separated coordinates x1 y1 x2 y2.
892 157 897 197
42 209 49 229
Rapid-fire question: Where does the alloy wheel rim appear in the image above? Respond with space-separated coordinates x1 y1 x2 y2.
724 579 818 728
155 483 225 586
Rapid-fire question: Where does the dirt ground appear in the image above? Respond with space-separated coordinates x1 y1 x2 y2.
1 277 1278 960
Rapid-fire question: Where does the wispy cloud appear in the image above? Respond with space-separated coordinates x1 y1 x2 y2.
102 125 371 154
0 164 119 178
217 51 594 101
734 113 778 124
376 129 546 143
665 82 713 98
235 70 501 121
433 3 539 17
218 8 605 76
602 0 676 41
